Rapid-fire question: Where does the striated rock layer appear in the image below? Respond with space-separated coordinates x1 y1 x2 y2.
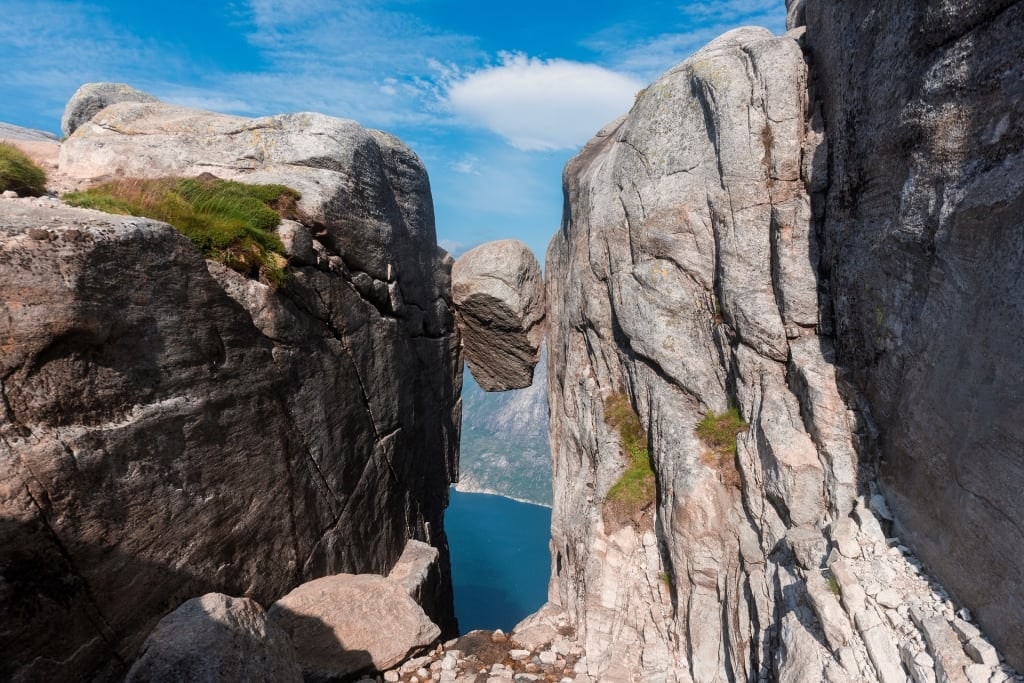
0 91 461 681
546 26 849 681
805 1 1024 669
545 2 1024 681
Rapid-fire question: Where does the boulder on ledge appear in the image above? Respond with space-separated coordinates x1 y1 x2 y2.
125 593 302 683
268 574 441 681
451 239 545 391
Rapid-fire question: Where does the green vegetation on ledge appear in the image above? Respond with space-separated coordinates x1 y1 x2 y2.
0 142 47 196
64 175 300 287
603 392 656 526
696 407 748 488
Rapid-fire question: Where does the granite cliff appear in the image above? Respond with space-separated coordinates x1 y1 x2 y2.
540 1 1024 681
0 89 461 681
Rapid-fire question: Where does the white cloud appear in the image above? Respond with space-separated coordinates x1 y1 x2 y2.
445 53 643 151
450 154 481 175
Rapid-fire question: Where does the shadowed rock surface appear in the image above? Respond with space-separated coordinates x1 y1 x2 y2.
125 593 302 683
806 0 1024 669
1 88 460 681
451 239 545 391
269 574 441 681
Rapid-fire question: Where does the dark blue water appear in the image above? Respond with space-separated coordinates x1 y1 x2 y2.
445 488 551 633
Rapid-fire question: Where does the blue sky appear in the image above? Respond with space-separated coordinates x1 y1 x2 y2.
0 0 785 259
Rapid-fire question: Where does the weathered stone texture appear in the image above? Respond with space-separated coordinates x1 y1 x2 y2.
545 27 851 682
60 82 158 137
268 574 440 681
451 239 545 391
124 593 302 683
1 90 460 681
805 0 1024 669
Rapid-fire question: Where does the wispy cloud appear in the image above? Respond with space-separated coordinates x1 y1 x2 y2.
584 0 786 81
444 53 642 151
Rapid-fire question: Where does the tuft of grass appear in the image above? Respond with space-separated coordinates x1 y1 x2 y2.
0 142 47 196
696 407 748 488
64 175 299 287
827 576 841 595
603 393 656 525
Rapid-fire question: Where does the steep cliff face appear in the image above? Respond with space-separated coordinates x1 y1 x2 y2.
0 96 460 680
547 26 849 681
546 7 1023 680
805 1 1024 669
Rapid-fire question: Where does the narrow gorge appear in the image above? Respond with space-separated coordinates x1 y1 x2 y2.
0 1 1021 682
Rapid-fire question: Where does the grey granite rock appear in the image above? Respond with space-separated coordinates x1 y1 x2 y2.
269 574 440 680
1 88 460 681
805 0 1024 669
125 594 302 683
61 82 158 137
544 26 841 681
451 239 545 391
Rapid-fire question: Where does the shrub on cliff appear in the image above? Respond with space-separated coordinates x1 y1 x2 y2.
0 142 47 196
603 392 656 527
64 175 300 287
696 408 748 488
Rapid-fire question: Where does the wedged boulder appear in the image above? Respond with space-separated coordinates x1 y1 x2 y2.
125 594 302 683
451 239 544 391
61 82 158 137
269 574 441 681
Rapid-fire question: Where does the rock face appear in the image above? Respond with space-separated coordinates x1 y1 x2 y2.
546 26 849 681
124 593 302 683
60 82 158 137
268 574 441 681
544 14 1024 681
805 0 1024 670
451 239 545 391
1 90 460 681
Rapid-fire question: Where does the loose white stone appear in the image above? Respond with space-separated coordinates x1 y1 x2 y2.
384 672 400 683
876 588 902 609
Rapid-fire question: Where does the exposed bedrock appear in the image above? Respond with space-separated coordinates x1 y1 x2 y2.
0 88 461 681
546 26 851 681
545 1 1024 680
451 239 545 391
806 0 1024 669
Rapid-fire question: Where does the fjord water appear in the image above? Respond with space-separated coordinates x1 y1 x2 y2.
445 488 551 633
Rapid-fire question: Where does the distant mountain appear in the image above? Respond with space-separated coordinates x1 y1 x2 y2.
457 355 551 506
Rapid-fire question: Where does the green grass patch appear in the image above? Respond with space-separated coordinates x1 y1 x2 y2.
603 393 656 525
64 175 300 287
827 576 841 595
696 407 748 488
0 142 47 196
696 407 748 458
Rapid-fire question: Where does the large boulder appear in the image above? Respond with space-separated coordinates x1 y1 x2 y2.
1 88 460 681
268 574 441 681
125 594 302 683
451 239 545 391
60 82 158 137
806 0 1024 669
